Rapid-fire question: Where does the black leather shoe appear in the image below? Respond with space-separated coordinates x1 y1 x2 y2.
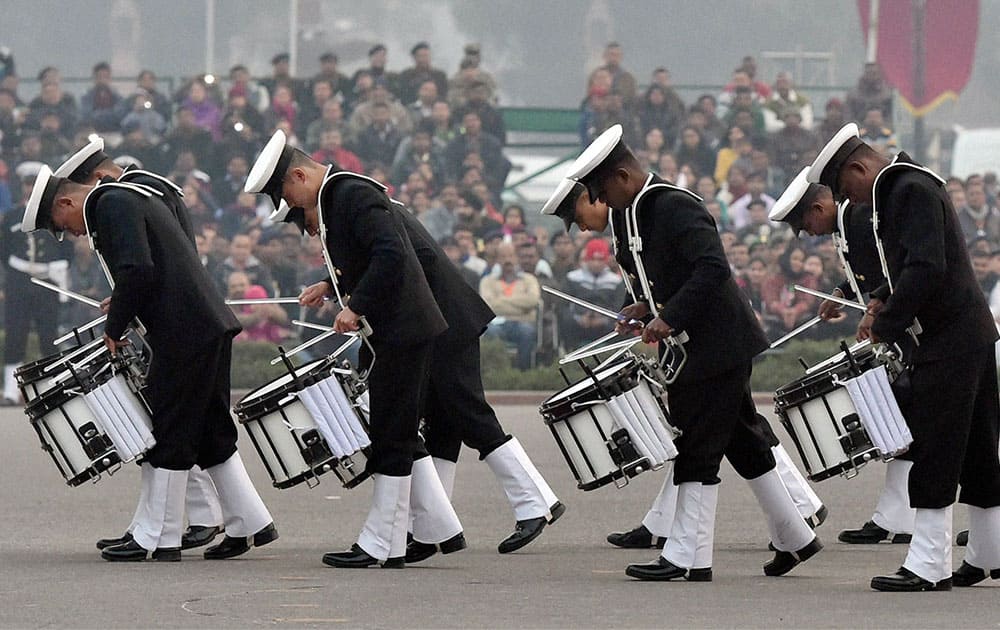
952 561 1000 587
101 539 180 562
204 522 278 560
322 543 404 568
871 567 952 592
498 503 566 554
96 531 133 550
405 532 467 564
182 525 223 550
956 529 969 546
625 556 712 582
838 520 911 544
607 524 666 549
764 537 823 576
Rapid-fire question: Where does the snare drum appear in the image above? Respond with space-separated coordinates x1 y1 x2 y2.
540 355 678 491
234 358 372 490
774 341 899 482
25 346 153 486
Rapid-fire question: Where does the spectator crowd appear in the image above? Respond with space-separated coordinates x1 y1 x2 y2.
1 41 998 372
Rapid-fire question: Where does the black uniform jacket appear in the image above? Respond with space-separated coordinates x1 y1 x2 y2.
86 183 240 357
612 174 768 384
835 202 885 300
394 203 495 344
869 152 998 363
118 167 197 249
318 171 447 346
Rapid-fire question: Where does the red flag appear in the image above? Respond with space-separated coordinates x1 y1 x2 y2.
857 0 978 116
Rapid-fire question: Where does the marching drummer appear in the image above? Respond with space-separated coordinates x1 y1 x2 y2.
21 167 276 562
542 124 822 582
769 164 916 548
806 123 1000 591
53 138 227 554
245 130 463 568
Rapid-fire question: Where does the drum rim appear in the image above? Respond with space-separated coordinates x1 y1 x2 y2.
234 357 337 416
775 346 878 400
540 359 639 413
14 346 85 383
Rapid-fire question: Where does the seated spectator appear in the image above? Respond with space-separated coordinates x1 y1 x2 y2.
859 107 898 156
79 61 121 132
312 52 353 107
213 153 249 209
265 83 298 133
747 148 786 199
560 239 625 350
634 127 667 172
723 85 766 138
227 64 269 113
182 78 222 141
36 111 71 162
220 191 261 240
348 80 413 139
397 42 449 106
763 71 813 132
738 256 770 333
449 43 497 108
692 94 725 149
445 110 509 192
158 107 214 176
718 67 768 120
353 102 403 167
313 127 363 173
119 91 167 143
502 204 527 237
762 244 818 334
847 62 892 124
418 182 459 242
453 224 488 276
674 125 716 181
26 71 77 132
713 125 748 186
817 97 847 144
440 235 482 289
517 239 553 281
480 242 540 370
726 239 751 278
548 231 578 285
429 99 456 145
452 79 506 146
958 183 1000 247
729 171 776 229
390 123 445 186
639 78 685 147
655 152 679 183
407 79 439 124
216 232 275 297
305 99 346 151
296 78 334 138
227 271 291 344
770 107 819 176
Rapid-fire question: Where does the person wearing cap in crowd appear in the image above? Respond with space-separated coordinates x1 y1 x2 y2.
769 165 917 548
449 44 497 109
543 125 823 582
397 42 448 107
558 237 624 350
352 44 398 98
21 165 276 562
806 123 1000 591
261 52 305 105
312 52 352 106
246 129 564 565
0 161 72 405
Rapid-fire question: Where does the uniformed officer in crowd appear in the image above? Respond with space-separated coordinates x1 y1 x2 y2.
806 123 1000 591
1 161 72 405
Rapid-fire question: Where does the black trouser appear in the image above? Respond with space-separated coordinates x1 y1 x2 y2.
904 342 1000 509
361 339 433 477
4 272 59 363
667 362 776 485
144 335 238 470
422 336 509 463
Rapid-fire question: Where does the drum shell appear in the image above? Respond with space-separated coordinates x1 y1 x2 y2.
774 348 881 481
25 383 120 486
234 363 371 490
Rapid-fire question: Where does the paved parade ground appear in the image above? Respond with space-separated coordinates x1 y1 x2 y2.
0 399 993 629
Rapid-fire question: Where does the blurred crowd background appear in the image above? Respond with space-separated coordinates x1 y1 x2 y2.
1 38 999 374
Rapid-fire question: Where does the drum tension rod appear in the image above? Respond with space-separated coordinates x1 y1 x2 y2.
842 340 861 376
276 346 302 389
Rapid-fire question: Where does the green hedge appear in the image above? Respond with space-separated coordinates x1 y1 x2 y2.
4 330 858 393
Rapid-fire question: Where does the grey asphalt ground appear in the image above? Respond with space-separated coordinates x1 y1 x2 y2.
0 398 994 629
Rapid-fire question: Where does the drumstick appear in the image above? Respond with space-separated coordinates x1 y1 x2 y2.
291 319 333 332
792 285 867 311
30 277 103 309
42 336 106 373
769 316 823 349
269 328 358 365
559 337 643 364
53 314 108 346
543 286 645 328
226 297 302 305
